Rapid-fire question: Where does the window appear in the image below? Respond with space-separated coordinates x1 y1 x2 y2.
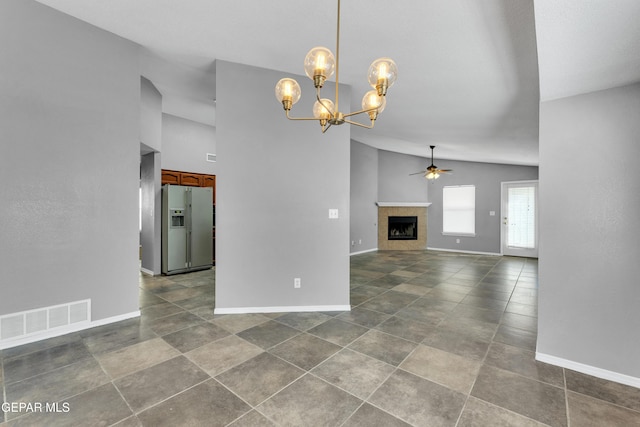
442 185 475 236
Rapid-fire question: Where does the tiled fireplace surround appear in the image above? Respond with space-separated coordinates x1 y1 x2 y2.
377 202 431 250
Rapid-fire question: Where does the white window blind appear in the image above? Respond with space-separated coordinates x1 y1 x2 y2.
443 185 475 236
507 186 536 249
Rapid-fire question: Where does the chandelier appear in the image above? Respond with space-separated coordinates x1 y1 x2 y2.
274 0 398 133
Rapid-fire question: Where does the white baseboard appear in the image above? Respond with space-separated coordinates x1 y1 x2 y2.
349 247 502 256
214 305 351 315
139 267 156 276
427 247 502 256
89 310 141 328
536 352 640 389
0 310 141 350
350 248 378 256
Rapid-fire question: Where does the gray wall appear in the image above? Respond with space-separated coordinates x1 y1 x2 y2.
378 150 430 203
350 141 379 253
427 160 538 254
0 0 140 320
161 113 217 175
215 60 350 311
538 83 640 379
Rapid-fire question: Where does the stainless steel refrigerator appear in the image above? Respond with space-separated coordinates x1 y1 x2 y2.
162 184 213 275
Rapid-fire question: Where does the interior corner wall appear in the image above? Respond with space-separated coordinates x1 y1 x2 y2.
350 141 379 253
0 0 140 321
537 83 640 382
215 60 350 311
426 160 538 254
161 113 217 175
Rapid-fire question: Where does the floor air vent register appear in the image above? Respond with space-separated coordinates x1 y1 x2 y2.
0 299 91 346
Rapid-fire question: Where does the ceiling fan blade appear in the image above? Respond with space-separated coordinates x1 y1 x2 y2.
438 169 453 173
409 171 427 176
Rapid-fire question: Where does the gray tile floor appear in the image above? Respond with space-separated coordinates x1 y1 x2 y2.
2 250 640 426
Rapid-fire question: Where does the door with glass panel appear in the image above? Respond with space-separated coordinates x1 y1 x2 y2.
501 181 538 257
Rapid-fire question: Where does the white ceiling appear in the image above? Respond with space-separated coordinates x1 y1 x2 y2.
34 0 640 166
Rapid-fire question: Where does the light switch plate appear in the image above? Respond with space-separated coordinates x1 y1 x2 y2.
329 209 339 219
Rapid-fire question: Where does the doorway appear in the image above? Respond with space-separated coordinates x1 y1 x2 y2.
501 180 538 257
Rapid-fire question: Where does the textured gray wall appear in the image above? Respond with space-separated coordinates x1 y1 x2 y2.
215 60 350 311
426 160 538 254
538 83 640 379
0 0 140 320
161 113 217 175
350 141 378 253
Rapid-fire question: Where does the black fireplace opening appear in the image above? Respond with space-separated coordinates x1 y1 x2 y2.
388 216 418 240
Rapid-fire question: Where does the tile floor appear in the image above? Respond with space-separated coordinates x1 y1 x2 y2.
2 250 640 426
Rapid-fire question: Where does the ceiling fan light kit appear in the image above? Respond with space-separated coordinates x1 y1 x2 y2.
274 0 397 133
410 145 453 180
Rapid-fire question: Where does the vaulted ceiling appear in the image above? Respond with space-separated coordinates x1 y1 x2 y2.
34 0 640 166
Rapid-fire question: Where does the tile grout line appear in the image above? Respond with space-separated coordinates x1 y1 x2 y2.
132 377 212 419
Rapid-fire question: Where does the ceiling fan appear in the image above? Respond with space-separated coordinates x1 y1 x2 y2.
410 145 452 180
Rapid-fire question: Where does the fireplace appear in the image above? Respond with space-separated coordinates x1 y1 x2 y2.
388 216 418 240
376 202 431 250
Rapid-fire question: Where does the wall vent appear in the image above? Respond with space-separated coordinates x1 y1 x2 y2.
0 299 91 343
206 153 217 162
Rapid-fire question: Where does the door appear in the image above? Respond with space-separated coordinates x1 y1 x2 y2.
501 181 538 257
188 186 213 268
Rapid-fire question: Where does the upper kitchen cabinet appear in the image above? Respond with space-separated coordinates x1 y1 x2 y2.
161 169 180 185
179 172 203 187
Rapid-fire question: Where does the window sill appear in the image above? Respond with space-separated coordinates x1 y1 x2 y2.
442 232 476 237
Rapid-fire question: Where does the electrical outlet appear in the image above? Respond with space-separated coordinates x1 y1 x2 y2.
294 278 301 288
351 241 355 246
328 209 339 219
456 238 460 244
358 239 362 245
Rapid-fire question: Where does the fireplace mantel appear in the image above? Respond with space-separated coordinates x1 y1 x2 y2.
376 202 432 207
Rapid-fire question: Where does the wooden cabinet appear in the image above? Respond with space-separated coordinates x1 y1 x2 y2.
202 174 215 188
179 172 203 187
161 170 214 192
161 170 180 185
